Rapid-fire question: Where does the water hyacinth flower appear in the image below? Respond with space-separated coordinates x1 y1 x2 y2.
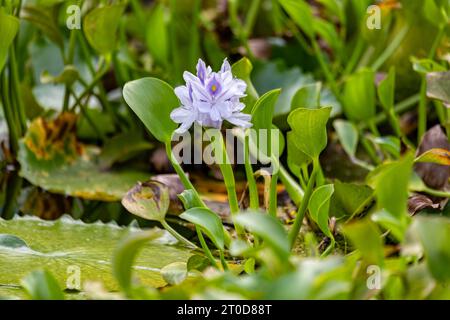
170 58 252 134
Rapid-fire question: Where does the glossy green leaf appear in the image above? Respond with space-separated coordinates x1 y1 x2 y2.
251 89 281 130
21 270 64 300
123 78 179 143
412 58 446 75
333 119 358 158
178 189 204 210
287 107 332 159
308 184 334 238
0 9 19 73
235 211 289 259
342 68 376 122
343 220 384 266
180 208 224 250
367 154 414 218
83 4 125 54
146 4 169 65
232 58 259 112
112 230 164 291
291 82 321 110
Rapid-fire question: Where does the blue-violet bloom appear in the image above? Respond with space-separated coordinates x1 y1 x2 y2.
170 58 252 134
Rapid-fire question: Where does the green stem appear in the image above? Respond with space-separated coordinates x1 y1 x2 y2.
196 227 219 268
9 45 26 135
279 165 304 206
288 160 319 250
161 219 197 248
1 70 19 155
244 134 259 209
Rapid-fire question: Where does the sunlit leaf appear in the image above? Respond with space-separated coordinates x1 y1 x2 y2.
180 208 224 250
415 148 450 166
287 107 332 159
161 262 188 285
232 58 259 112
291 82 321 110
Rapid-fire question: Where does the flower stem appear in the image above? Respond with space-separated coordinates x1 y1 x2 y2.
244 134 259 209
288 159 319 250
160 219 197 248
196 227 219 268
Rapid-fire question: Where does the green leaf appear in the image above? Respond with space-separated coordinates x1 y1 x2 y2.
287 131 311 177
113 229 165 291
0 9 19 73
178 189 204 210
378 67 396 112
330 180 373 220
291 82 322 110
232 58 259 112
21 270 65 300
333 120 358 158
279 0 315 38
161 262 188 285
123 78 178 143
235 211 290 259
368 136 401 159
411 217 450 282
426 71 450 104
343 220 384 266
180 208 225 250
0 216 192 296
372 210 408 242
83 4 125 54
367 154 414 218
146 4 169 65
187 254 210 272
342 68 376 122
0 234 28 249
287 107 332 159
308 184 335 238
412 58 446 74
251 89 281 130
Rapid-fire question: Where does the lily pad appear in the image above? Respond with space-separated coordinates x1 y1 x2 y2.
0 216 193 298
18 114 150 201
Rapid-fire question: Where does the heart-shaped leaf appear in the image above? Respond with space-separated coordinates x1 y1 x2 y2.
180 208 225 250
287 107 332 159
123 78 179 143
308 184 335 238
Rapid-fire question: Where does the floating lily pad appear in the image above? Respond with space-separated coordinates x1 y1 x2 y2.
17 114 150 201
0 216 193 298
